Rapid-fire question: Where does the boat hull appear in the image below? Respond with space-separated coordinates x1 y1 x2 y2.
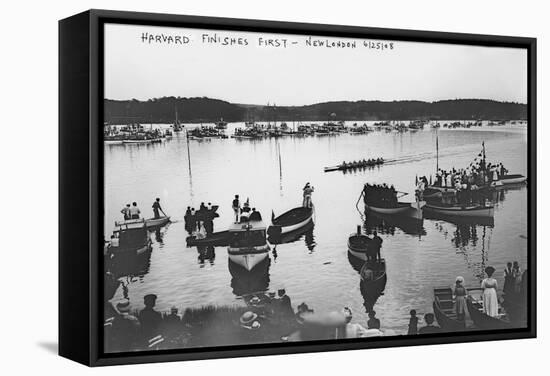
366 201 424 220
360 259 387 293
424 204 494 218
269 207 314 235
145 216 170 228
347 234 373 261
499 175 527 185
466 296 512 330
228 250 269 271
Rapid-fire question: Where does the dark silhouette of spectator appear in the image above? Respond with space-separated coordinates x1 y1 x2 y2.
139 294 162 339
418 313 441 334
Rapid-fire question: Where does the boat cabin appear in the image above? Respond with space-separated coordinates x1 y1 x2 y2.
228 221 267 249
111 219 149 251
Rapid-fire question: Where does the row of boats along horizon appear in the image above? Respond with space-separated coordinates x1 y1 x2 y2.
104 143 527 336
103 117 527 144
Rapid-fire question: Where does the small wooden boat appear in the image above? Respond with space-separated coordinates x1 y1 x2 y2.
347 227 374 261
366 201 425 220
186 230 229 247
324 159 384 172
267 220 314 245
360 259 387 293
432 287 466 331
423 204 494 218
268 206 313 236
145 216 170 228
116 216 170 229
466 293 513 330
497 174 527 185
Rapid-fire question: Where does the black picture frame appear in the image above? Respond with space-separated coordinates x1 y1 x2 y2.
59 9 537 367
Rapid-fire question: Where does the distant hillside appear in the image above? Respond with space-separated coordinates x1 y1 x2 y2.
104 97 527 124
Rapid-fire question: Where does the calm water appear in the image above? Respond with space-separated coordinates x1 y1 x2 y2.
105 122 528 335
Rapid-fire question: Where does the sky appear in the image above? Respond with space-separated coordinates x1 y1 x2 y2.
104 23 528 106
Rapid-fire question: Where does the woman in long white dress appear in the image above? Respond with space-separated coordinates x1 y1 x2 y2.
481 266 499 317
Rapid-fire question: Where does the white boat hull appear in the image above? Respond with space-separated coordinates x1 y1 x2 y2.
228 250 269 271
145 216 170 228
499 176 527 185
424 205 494 218
366 201 424 220
280 215 314 234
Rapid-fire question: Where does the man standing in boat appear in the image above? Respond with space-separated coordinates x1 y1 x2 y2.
232 194 240 222
303 183 314 208
152 198 164 219
372 231 383 261
121 204 131 220
129 202 141 219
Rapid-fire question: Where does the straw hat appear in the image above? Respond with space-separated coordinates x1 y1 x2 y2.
116 300 131 313
455 276 465 284
240 311 258 325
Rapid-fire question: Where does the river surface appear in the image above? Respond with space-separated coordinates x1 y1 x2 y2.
105 122 528 338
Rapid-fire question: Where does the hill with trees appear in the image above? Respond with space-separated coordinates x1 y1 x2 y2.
104 97 527 124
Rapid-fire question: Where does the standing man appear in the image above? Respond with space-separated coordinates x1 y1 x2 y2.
302 183 314 208
129 202 141 219
152 198 163 219
232 194 240 222
372 231 383 261
121 204 131 220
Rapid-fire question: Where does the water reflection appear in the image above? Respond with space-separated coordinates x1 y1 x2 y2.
229 257 271 296
197 246 216 266
432 219 493 280
268 221 316 252
364 211 426 237
106 248 153 280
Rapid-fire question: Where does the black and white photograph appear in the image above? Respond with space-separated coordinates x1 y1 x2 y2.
101 22 530 354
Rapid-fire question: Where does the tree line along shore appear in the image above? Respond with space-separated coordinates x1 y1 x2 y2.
104 97 527 125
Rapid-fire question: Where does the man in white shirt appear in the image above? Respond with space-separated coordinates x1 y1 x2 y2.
129 202 141 219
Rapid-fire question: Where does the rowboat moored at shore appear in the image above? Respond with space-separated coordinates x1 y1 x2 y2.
466 293 512 330
433 287 466 331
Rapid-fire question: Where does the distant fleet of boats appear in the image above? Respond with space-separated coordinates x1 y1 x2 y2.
104 118 527 144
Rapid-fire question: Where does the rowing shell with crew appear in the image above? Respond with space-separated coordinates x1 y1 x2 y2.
324 158 384 172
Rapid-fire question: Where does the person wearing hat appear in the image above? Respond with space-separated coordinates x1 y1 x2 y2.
111 300 140 351
454 276 468 322
240 311 260 330
139 294 162 339
277 289 293 318
481 266 499 317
